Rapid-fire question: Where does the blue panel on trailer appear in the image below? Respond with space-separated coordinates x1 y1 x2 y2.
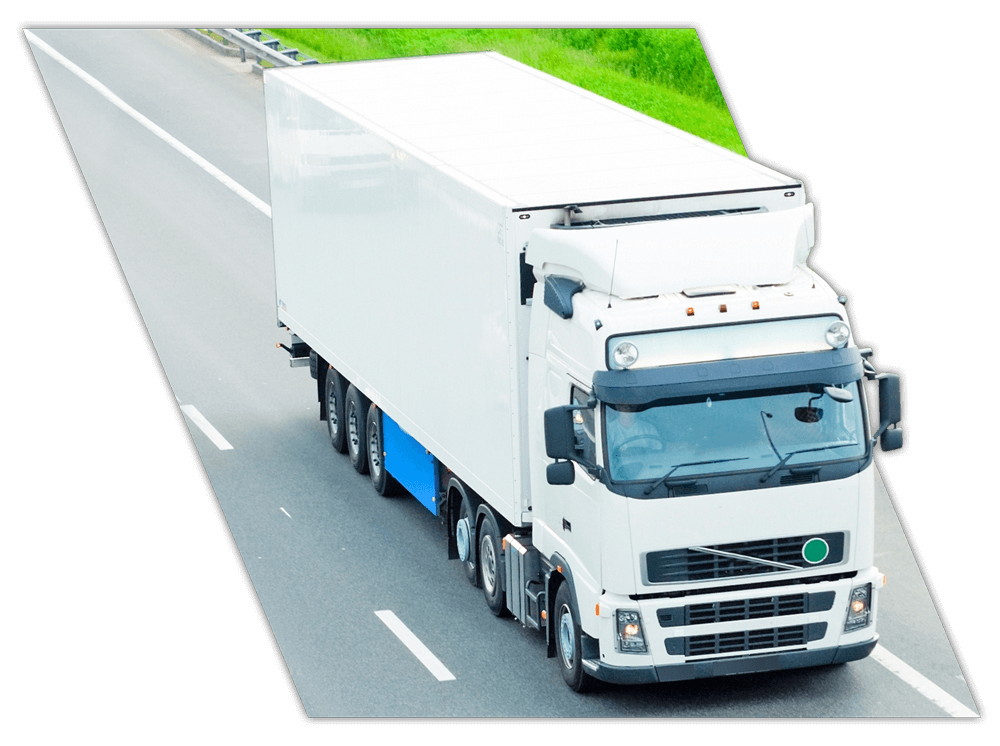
383 413 438 514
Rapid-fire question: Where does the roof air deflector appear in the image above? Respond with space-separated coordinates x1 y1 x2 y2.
544 275 586 319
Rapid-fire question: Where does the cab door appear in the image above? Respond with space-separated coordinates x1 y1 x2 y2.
538 363 603 598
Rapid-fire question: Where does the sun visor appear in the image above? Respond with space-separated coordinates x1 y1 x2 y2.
526 204 815 298
593 348 863 405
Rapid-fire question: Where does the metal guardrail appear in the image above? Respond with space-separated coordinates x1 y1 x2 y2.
205 29 318 67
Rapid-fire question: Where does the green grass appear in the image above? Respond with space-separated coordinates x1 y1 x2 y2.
263 28 745 156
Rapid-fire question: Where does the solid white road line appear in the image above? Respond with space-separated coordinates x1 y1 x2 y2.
872 646 978 718
25 30 272 219
179 405 234 451
374 610 456 682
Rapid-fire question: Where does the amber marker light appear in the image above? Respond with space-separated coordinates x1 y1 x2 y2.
686 307 695 316
719 304 727 313
752 301 760 310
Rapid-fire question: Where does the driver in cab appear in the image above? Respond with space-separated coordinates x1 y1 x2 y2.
605 405 663 464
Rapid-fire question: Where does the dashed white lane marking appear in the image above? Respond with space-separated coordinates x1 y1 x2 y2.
179 405 234 451
279 507 291 519
872 645 978 717
25 30 272 219
374 610 455 682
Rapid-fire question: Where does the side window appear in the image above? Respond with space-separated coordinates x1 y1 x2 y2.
571 386 596 465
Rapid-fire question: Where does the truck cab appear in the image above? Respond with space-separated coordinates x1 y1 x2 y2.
523 206 902 689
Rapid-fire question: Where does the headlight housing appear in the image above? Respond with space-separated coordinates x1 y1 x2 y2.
612 342 639 369
825 321 850 349
616 609 648 653
844 583 872 631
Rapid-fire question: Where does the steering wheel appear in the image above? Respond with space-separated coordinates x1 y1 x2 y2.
611 434 667 460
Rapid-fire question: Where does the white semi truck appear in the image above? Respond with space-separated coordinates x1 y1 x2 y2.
264 52 903 691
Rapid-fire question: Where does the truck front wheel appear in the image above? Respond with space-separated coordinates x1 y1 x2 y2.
345 384 369 474
555 583 597 693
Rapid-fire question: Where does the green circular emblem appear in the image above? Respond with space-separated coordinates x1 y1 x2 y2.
802 537 830 564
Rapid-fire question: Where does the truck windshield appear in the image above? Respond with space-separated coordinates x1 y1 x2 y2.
603 382 866 486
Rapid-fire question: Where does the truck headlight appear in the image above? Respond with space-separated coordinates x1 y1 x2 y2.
844 583 872 631
612 342 639 369
825 321 850 349
616 609 648 653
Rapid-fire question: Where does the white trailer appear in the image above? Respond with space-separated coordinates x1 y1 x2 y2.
264 52 903 690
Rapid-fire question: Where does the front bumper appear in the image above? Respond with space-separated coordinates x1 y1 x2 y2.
582 637 878 685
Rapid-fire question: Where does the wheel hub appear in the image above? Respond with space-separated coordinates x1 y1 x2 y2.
368 428 381 477
456 517 470 562
480 536 496 595
559 605 575 668
348 408 359 454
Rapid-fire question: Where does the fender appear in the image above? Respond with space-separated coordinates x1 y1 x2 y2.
545 552 599 661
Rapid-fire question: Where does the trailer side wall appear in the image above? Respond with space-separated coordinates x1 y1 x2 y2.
266 74 523 519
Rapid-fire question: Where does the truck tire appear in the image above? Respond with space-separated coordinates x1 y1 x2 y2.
366 404 401 496
554 582 597 693
325 367 347 454
457 497 478 585
478 511 507 617
345 384 369 474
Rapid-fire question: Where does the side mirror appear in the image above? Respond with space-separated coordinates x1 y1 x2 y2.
877 374 902 429
544 405 577 460
881 428 904 451
547 461 576 485
874 373 903 448
544 404 601 483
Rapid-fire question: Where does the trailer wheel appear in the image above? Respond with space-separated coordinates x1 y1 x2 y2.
478 512 507 617
555 583 597 693
325 367 347 454
366 404 400 496
345 384 369 474
457 496 477 585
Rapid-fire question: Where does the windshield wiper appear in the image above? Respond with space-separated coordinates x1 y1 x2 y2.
643 457 750 496
759 442 859 483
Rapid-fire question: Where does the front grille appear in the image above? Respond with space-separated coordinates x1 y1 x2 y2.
657 590 834 627
665 622 827 656
695 595 804 624
646 532 845 583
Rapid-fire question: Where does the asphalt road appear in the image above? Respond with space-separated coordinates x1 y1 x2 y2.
23 27 979 719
